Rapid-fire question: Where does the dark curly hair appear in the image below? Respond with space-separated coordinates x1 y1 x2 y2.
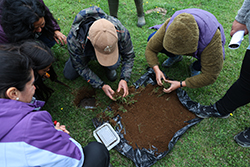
1 0 57 42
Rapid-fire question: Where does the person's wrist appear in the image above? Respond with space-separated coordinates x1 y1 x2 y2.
152 65 160 72
180 81 183 87
120 78 129 83
99 82 105 89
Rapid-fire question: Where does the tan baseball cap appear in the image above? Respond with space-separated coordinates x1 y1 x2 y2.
89 19 119 66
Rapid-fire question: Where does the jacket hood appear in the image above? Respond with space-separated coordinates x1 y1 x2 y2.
0 98 45 140
71 6 108 37
163 13 199 55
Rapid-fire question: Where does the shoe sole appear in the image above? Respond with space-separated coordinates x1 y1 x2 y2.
234 134 250 147
162 56 183 68
196 114 230 119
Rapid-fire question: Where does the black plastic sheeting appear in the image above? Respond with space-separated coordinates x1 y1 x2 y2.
93 68 203 167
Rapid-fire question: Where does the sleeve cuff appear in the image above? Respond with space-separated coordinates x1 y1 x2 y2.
120 77 129 83
98 82 105 89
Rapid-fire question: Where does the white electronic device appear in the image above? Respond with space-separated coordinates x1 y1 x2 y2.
93 123 120 150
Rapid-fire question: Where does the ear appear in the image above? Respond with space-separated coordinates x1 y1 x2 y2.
6 87 19 100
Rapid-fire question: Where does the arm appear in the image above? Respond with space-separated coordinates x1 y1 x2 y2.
67 33 105 89
73 53 116 100
235 0 250 25
145 19 170 86
230 0 250 37
117 26 135 83
26 111 84 166
145 19 170 68
68 31 116 100
40 0 67 45
185 29 223 88
116 23 135 97
164 30 223 93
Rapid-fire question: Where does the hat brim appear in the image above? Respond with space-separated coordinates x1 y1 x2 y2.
95 42 119 67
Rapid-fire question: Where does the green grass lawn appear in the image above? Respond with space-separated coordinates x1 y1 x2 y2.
43 0 250 166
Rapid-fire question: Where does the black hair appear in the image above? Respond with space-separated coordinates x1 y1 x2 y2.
1 0 57 42
19 40 54 71
19 40 56 101
0 39 56 101
0 50 32 98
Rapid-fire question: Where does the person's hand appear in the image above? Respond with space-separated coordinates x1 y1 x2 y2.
153 65 167 86
102 84 115 100
117 80 129 97
54 30 67 45
230 20 248 37
163 80 186 93
55 122 70 134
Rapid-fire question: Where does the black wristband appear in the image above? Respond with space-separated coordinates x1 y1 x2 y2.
99 82 105 89
180 81 183 87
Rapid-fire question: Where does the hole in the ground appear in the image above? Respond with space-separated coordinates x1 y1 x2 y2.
73 86 96 109
78 97 96 109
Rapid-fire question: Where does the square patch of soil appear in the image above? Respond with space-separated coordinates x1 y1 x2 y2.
100 84 197 153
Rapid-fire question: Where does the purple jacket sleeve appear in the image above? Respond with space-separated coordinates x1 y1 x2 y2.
0 26 8 44
25 111 83 162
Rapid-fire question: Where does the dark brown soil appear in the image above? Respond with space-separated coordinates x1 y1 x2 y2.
73 86 96 108
75 84 196 153
103 84 196 153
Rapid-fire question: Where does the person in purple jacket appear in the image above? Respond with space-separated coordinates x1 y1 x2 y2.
0 50 110 166
0 0 67 47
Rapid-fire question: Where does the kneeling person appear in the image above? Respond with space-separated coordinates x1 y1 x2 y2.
64 6 135 100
